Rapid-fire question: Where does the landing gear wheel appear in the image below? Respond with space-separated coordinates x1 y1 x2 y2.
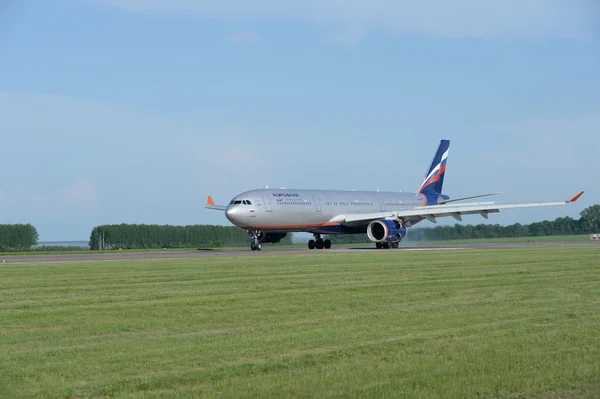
309 233 327 250
383 242 391 249
250 242 262 251
391 242 399 249
376 242 383 249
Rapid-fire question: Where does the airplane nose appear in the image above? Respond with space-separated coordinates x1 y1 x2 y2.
225 206 241 225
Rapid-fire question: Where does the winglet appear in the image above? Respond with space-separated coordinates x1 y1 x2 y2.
568 191 584 203
207 195 215 206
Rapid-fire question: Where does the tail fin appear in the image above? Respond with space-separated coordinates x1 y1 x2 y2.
418 139 450 195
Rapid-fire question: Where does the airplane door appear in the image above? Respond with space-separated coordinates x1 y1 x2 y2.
377 197 385 211
314 197 322 212
261 195 273 212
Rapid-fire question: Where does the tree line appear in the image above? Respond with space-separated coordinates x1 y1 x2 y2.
3 205 598 252
88 223 293 250
87 205 599 249
0 224 39 251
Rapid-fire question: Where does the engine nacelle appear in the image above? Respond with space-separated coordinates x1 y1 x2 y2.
257 232 287 243
366 220 407 243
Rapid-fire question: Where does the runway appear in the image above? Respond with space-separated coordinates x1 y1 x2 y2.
1 241 598 264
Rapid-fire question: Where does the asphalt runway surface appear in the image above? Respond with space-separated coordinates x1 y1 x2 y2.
1 241 599 264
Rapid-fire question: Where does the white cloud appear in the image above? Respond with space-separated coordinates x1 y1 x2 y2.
16 179 101 218
227 31 261 44
25 193 51 214
0 91 218 168
61 177 100 214
92 0 596 41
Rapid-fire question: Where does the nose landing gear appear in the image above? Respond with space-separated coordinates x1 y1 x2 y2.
248 230 262 251
308 234 331 250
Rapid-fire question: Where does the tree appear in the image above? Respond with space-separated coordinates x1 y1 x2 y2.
580 205 600 233
88 224 293 250
0 224 38 251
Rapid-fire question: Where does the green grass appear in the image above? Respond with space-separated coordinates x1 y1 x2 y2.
0 247 197 256
405 234 593 246
1 248 599 398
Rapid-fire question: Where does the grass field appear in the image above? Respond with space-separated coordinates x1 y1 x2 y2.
1 247 599 398
408 234 593 246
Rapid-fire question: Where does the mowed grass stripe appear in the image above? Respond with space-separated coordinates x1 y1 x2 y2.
1 247 599 398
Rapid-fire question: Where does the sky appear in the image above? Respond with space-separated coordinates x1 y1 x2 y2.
0 0 599 241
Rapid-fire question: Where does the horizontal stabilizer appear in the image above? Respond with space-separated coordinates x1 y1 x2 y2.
205 195 227 211
438 192 502 204
569 191 584 203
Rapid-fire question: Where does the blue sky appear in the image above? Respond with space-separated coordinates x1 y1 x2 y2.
0 0 599 241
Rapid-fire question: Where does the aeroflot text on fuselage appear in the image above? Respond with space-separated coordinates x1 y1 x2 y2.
272 193 301 198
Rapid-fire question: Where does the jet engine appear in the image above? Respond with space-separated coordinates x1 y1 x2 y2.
366 220 407 243
257 232 287 243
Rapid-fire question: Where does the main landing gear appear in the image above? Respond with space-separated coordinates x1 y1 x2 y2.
375 242 399 249
308 234 331 250
248 230 262 251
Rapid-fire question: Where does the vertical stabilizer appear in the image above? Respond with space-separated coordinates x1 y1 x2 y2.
418 139 450 195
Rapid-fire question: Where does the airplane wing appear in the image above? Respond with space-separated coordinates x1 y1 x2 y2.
205 196 227 211
332 191 585 226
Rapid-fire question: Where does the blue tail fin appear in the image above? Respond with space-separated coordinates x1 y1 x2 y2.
418 139 450 195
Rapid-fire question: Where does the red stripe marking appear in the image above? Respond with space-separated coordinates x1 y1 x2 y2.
419 163 447 193
239 222 341 229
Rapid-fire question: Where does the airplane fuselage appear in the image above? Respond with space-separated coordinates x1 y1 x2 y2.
208 139 583 251
225 189 437 234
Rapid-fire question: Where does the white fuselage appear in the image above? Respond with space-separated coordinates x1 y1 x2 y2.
225 189 429 234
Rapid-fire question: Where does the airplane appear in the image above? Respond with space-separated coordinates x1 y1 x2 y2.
206 139 584 251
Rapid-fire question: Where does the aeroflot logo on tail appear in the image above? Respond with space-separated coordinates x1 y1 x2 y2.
272 193 300 198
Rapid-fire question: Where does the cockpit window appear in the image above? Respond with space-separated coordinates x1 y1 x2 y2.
231 199 252 205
